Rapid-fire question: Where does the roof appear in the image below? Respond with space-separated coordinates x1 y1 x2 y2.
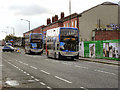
101 2 118 5
46 13 79 27
80 1 118 15
23 25 45 34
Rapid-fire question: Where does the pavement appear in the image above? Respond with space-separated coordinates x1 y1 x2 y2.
79 57 120 66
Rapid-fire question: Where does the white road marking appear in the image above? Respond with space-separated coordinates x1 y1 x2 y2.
40 82 46 85
55 76 72 84
20 69 24 72
47 86 52 89
31 76 34 78
24 72 27 74
0 65 3 67
75 65 88 69
19 61 23 64
41 70 50 75
30 66 37 70
80 87 88 90
62 62 72 65
23 63 28 66
34 79 39 82
27 73 30 76
94 69 116 75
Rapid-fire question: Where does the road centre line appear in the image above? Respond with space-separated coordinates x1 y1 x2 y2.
75 65 89 69
31 76 35 78
40 82 46 85
41 70 50 75
19 61 23 64
94 69 116 75
47 86 52 89
55 76 72 84
23 63 28 66
62 62 72 65
30 66 38 70
34 79 39 82
80 87 88 90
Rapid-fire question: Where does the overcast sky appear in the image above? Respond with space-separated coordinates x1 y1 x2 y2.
0 0 119 40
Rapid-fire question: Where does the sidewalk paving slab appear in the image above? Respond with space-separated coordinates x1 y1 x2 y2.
79 57 120 66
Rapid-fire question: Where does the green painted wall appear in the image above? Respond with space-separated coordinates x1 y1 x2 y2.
84 39 120 60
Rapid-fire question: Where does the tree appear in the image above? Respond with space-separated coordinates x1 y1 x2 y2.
5 34 21 42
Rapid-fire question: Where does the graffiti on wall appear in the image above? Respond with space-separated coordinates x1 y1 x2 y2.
103 43 120 58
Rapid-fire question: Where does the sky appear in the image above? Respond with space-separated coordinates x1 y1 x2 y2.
0 0 119 40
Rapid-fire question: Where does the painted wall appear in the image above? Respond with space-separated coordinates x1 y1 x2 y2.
82 39 120 60
79 4 118 41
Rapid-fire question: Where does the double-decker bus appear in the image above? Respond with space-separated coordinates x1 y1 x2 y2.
46 27 79 60
25 33 43 54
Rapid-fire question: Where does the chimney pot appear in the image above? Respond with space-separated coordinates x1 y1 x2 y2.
54 15 58 22
52 16 55 23
47 18 51 25
61 12 64 19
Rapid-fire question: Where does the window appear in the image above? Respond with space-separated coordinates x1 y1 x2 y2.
64 24 66 27
75 20 77 28
72 21 74 27
67 23 69 27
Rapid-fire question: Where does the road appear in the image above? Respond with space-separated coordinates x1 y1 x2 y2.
1 47 119 89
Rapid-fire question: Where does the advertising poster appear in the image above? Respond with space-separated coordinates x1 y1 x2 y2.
89 44 95 58
103 43 120 58
79 42 84 57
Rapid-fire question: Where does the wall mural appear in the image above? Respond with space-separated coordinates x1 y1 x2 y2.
103 43 120 58
89 44 95 58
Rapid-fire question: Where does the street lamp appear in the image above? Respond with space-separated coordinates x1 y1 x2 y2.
69 0 71 27
21 19 30 33
7 26 15 36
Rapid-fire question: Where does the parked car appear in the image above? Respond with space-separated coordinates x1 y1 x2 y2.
2 46 14 52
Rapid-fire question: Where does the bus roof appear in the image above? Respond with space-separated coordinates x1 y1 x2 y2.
59 27 78 30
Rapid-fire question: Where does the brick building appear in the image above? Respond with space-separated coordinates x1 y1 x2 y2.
42 12 79 35
23 25 45 37
23 12 80 37
95 30 120 40
79 2 120 41
23 1 120 42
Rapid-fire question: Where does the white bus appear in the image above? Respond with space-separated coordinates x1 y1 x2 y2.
25 33 43 54
46 27 79 60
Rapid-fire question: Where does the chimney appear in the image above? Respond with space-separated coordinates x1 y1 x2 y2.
47 18 51 25
54 15 58 22
61 12 64 19
52 16 55 23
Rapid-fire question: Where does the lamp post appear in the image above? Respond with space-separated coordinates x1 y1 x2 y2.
21 19 30 33
7 26 15 36
69 0 71 27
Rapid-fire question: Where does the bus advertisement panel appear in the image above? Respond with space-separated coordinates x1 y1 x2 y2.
46 27 79 60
